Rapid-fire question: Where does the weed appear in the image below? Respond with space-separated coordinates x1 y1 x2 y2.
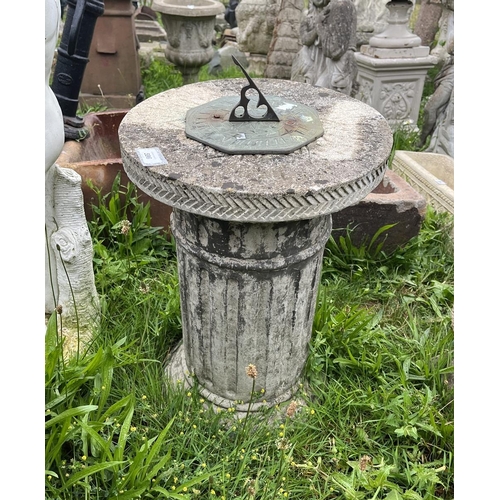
87 172 173 290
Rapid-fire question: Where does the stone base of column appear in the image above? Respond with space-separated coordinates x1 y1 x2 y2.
165 343 302 413
355 51 436 129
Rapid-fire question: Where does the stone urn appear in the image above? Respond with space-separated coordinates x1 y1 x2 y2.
152 0 225 84
369 0 421 49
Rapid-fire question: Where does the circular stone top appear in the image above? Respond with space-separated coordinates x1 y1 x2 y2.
119 79 393 222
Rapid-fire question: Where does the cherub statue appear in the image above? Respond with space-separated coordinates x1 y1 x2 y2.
291 0 358 96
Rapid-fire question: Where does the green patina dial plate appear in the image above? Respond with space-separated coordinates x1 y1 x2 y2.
185 95 324 155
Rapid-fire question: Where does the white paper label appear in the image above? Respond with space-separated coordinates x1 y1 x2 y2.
135 147 168 166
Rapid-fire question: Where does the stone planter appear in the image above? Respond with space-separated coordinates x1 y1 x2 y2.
152 0 224 84
390 150 454 214
56 110 173 232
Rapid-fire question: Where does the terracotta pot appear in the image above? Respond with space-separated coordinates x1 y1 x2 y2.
56 110 173 234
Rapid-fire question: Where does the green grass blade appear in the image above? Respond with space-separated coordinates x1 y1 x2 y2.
78 419 114 461
45 405 98 429
114 397 135 462
60 460 124 490
145 417 175 468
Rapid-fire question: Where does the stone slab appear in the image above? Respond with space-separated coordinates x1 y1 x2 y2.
360 44 430 59
152 0 225 17
331 169 426 252
135 19 167 43
355 51 437 70
119 79 393 223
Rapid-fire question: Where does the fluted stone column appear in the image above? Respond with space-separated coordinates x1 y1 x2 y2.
118 79 392 411
172 210 331 408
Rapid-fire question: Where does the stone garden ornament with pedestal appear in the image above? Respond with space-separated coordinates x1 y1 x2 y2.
118 60 392 412
291 0 358 97
354 0 437 130
46 0 100 351
152 0 225 84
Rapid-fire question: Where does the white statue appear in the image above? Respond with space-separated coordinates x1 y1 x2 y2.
45 0 100 349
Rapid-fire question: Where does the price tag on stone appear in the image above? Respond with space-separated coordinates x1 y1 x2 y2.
135 147 168 166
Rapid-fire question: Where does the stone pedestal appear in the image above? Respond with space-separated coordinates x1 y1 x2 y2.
354 0 436 130
118 79 392 411
171 210 331 409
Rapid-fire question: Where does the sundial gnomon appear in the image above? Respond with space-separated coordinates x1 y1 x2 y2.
185 57 324 155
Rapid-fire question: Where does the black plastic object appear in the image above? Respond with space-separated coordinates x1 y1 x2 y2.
51 0 105 140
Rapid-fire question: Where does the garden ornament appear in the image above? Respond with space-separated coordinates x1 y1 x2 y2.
46 0 100 351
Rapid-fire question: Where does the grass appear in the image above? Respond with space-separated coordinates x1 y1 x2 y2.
45 174 453 498
141 59 254 101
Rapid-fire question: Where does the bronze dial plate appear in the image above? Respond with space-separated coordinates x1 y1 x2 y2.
185 95 324 155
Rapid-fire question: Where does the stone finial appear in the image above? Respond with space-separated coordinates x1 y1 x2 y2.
369 0 421 49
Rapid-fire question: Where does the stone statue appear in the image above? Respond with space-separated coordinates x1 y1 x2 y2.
415 0 454 63
46 0 100 349
265 0 303 80
353 0 392 48
291 0 358 96
225 0 239 29
235 0 279 75
418 6 454 158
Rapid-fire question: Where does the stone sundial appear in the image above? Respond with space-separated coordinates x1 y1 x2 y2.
185 57 324 155
118 69 393 413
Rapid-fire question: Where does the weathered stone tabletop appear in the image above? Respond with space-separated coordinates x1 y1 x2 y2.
119 79 392 223
119 79 393 412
